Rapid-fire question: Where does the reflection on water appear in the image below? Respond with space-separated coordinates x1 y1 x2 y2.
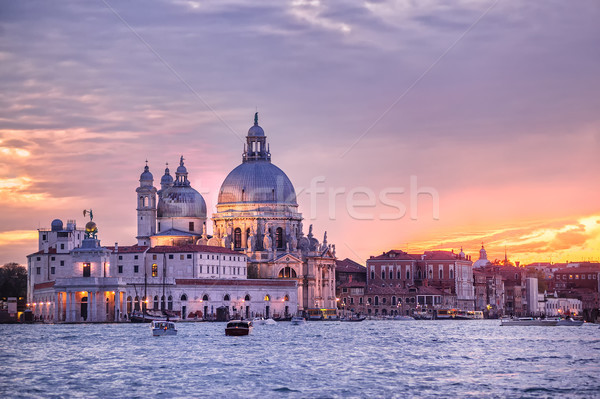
1 320 599 398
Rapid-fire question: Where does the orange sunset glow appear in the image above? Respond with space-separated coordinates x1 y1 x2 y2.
0 1 599 267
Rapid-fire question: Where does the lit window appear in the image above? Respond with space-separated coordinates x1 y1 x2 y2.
152 264 158 277
180 254 184 260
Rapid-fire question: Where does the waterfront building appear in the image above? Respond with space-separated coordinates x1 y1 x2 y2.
27 114 342 322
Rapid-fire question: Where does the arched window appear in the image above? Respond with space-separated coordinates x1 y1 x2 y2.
283 295 289 301
224 294 230 301
245 294 251 301
278 267 297 278
374 296 379 305
390 270 393 279
127 296 133 314
167 295 173 310
382 297 387 304
370 271 375 280
449 269 454 279
202 294 209 301
439 269 443 279
392 296 396 305
381 271 385 279
407 270 410 279
134 296 140 311
161 295 166 310
234 228 242 249
153 295 159 309
139 196 144 208
275 227 284 249
181 294 188 301
398 297 402 304
264 294 270 301
397 270 401 279
428 269 433 278
367 297 371 305
418 270 422 279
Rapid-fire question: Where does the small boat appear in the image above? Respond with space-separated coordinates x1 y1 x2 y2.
252 317 266 326
264 318 277 325
394 315 415 321
340 316 366 322
290 316 306 325
556 318 584 326
225 320 253 336
150 320 177 336
500 317 557 326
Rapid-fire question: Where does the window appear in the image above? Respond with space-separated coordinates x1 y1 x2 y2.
350 297 354 305
187 254 192 259
407 270 410 279
51 256 55 261
582 275 586 280
390 270 393 279
398 298 402 303
575 275 579 279
397 270 401 279
118 255 123 260
278 267 297 278
359 297 363 304
342 288 348 293
153 255 157 260
167 295 173 310
118 265 123 274
370 271 375 280
134 265 139 273
439 269 443 279
181 294 188 301
382 271 385 279
158 222 161 231
382 297 387 304
83 263 90 277
51 267 55 275
275 227 284 249
374 296 379 305
367 297 371 305
152 264 158 277
392 296 396 305
134 255 138 260
224 294 230 301
169 254 174 259
60 244 64 250
234 228 242 249
153 295 159 309
199 255 202 259
60 260 64 266
203 294 209 301
245 294 250 301
189 222 194 232
42 234 46 240
36 257 41 261
180 254 184 260
449 269 454 279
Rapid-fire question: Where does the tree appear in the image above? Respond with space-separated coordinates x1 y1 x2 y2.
0 263 27 299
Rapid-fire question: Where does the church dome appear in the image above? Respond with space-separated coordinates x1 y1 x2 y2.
161 166 173 186
218 161 297 205
248 124 265 137
158 185 207 218
139 164 153 186
51 219 63 231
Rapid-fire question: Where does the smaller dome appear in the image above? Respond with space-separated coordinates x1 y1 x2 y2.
140 164 153 183
248 124 264 136
85 221 97 233
161 167 173 185
51 219 63 231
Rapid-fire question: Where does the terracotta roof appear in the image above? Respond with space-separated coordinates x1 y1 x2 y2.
369 250 416 261
335 258 366 273
28 247 58 256
338 280 366 289
106 245 148 253
148 245 243 255
555 268 600 275
34 281 55 289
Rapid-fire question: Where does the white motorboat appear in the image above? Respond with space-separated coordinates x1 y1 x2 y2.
264 318 277 325
394 315 415 321
556 318 584 326
290 316 306 325
150 320 178 336
500 317 557 326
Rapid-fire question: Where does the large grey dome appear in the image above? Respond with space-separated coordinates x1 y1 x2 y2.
218 160 297 205
158 185 207 218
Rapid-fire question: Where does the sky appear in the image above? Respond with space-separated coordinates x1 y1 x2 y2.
1 0 599 267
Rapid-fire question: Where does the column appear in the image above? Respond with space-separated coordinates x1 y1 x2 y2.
89 291 94 322
65 291 71 322
114 291 119 322
54 292 60 322
71 292 77 322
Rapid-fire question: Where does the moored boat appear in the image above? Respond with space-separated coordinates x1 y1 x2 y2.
150 320 177 336
393 315 415 321
556 318 584 326
500 317 557 326
225 320 253 336
340 316 366 322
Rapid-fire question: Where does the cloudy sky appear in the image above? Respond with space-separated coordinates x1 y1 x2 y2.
1 0 599 266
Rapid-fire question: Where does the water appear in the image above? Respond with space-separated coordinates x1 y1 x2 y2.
1 320 599 398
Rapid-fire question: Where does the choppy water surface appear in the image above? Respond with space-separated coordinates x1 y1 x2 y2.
1 320 599 398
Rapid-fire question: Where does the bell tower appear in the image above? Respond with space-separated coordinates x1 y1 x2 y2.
136 161 157 246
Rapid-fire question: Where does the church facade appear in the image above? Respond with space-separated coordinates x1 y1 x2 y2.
26 114 335 322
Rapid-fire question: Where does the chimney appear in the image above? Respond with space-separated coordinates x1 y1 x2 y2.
115 242 118 253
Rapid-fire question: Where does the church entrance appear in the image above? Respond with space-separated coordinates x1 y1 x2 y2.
81 296 88 321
